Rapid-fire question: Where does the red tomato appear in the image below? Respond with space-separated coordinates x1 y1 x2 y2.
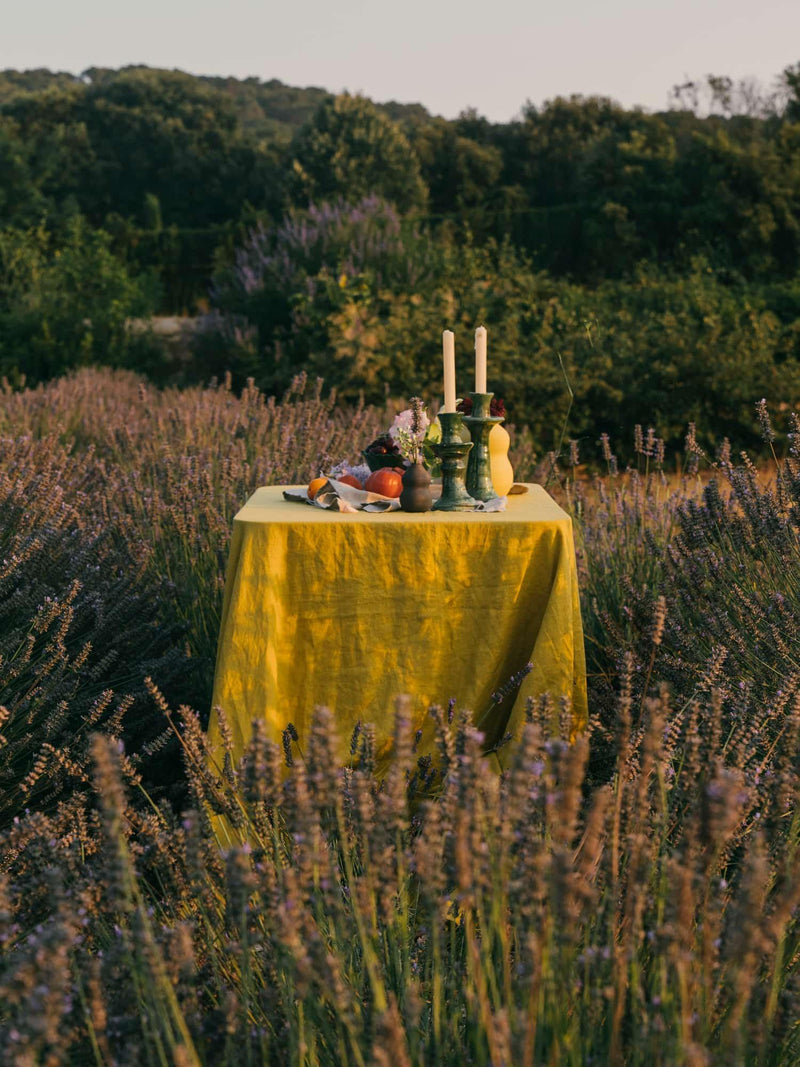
365 469 403 498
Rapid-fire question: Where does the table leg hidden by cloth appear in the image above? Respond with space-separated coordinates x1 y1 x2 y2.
207 484 587 774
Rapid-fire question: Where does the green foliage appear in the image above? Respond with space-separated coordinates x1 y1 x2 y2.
413 118 503 220
0 84 97 227
289 93 428 212
0 116 48 227
1 69 282 233
783 62 800 121
0 219 159 383
676 124 800 277
2 61 800 285
516 262 800 452
3 61 800 450
207 200 800 453
76 69 263 227
0 67 83 104
3 61 800 322
202 197 440 395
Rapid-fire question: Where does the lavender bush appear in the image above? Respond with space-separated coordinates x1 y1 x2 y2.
197 197 441 398
557 411 800 789
224 195 434 299
0 432 189 828
0 369 390 710
1 687 797 1064
1 371 799 1063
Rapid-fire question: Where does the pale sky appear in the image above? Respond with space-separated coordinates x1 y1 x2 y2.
2 0 799 121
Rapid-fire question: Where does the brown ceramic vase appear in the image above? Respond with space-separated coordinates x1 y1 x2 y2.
399 462 433 513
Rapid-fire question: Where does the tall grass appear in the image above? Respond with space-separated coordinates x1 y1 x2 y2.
1 369 799 1064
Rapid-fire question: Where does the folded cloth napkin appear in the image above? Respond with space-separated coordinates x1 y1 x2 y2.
284 479 507 513
283 479 401 512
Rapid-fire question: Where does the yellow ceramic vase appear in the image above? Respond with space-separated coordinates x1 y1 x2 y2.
489 424 514 497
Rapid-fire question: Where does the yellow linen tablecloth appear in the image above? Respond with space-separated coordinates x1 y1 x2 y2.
207 484 587 774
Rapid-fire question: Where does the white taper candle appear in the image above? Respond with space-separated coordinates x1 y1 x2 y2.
475 325 487 393
442 330 456 412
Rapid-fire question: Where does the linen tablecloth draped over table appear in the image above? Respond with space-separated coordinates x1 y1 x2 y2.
207 484 587 775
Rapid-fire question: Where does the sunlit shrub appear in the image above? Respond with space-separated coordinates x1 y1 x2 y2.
203 203 800 453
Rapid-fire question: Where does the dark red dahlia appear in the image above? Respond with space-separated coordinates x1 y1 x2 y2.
456 397 506 418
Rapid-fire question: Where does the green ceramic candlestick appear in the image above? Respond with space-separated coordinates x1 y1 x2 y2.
432 411 479 511
464 392 504 502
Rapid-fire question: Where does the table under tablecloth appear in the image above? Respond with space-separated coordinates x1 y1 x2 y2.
207 483 587 774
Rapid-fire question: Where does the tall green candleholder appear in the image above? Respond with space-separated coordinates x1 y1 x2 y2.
464 392 504 501
432 411 479 511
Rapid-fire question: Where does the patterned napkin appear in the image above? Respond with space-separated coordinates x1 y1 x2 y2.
283 479 401 512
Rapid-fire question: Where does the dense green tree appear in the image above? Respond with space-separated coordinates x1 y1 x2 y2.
76 68 269 227
413 119 502 220
504 96 641 204
2 86 96 224
2 59 800 324
0 218 159 383
0 117 47 226
0 68 82 105
573 118 680 275
1 69 283 231
288 93 427 212
4 62 800 285
783 63 800 121
676 124 800 277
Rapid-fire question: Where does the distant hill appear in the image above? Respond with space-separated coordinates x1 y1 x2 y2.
0 65 433 142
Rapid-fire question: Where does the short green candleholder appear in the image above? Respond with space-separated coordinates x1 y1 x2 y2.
432 411 479 511
464 392 504 502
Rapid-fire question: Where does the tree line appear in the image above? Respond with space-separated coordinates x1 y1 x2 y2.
2 63 800 294
2 63 800 455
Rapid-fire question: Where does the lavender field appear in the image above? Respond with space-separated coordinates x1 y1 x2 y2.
1 368 799 1065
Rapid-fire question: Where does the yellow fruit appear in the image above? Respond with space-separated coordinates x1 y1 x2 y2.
489 424 514 496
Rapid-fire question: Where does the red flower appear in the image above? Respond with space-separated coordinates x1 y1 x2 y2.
456 397 506 418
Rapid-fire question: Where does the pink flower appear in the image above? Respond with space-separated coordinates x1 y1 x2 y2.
389 407 429 444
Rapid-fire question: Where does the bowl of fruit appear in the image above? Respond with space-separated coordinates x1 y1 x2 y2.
363 435 407 472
